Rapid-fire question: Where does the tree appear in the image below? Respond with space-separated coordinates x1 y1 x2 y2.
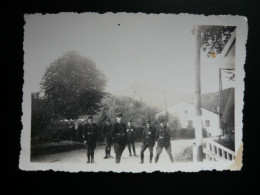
200 25 236 57
31 92 52 138
200 26 236 81
96 95 159 126
40 51 107 119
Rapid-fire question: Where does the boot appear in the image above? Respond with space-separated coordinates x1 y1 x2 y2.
150 153 153 163
140 156 144 164
104 150 108 159
87 152 91 163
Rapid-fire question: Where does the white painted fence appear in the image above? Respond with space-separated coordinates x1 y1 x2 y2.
203 139 235 161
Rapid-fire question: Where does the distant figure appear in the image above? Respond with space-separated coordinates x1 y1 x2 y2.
155 118 174 163
140 119 156 163
111 112 127 163
126 119 138 157
82 115 98 163
101 118 113 159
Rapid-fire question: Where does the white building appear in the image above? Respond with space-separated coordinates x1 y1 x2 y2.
156 101 222 136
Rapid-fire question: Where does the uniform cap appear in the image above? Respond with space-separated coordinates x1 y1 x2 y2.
87 115 93 119
116 112 123 117
145 119 150 123
159 118 165 123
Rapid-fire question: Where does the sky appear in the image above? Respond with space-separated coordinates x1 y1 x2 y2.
24 13 235 109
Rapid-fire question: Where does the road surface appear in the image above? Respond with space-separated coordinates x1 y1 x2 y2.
31 139 194 164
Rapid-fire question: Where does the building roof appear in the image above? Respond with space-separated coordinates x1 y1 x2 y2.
157 100 219 116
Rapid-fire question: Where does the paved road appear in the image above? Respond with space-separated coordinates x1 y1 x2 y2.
32 139 194 164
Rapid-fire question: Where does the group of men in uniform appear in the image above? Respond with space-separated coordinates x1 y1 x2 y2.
79 112 174 164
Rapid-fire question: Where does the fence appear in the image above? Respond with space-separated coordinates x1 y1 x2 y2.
203 139 235 161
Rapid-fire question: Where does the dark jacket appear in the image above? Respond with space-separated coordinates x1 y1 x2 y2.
82 122 98 144
101 123 113 142
102 123 113 138
126 125 136 143
111 122 127 144
142 126 156 147
156 126 171 147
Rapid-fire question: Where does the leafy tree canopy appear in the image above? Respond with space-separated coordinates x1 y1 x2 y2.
40 51 107 119
92 95 159 128
201 25 236 57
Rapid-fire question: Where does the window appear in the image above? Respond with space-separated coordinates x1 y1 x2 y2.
205 120 210 127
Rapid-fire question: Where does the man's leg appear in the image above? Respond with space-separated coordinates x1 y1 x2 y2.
91 149 95 163
165 145 174 162
107 141 113 158
114 143 120 163
119 143 126 163
86 145 91 163
128 143 132 156
155 146 163 163
148 146 154 163
132 142 138 156
140 144 147 163
104 139 109 158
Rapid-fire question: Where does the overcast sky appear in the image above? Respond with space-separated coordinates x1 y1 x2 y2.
24 13 235 108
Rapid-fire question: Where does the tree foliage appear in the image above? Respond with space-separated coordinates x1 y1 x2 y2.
31 92 52 138
40 51 107 119
201 26 236 57
92 95 159 128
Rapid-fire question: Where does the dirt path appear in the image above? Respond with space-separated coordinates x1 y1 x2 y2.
32 139 194 164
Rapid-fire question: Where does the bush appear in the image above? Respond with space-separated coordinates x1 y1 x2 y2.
172 128 208 140
31 141 86 157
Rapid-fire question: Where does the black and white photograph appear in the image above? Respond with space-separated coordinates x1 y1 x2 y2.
20 13 247 172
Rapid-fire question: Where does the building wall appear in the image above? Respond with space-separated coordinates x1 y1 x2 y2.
156 101 222 136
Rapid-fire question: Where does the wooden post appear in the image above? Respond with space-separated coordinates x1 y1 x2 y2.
194 25 203 162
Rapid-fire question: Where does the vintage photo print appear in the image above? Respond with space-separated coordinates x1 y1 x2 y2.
20 13 247 172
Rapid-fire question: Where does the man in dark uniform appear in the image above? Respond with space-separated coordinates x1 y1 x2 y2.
155 118 174 163
82 115 98 163
140 119 156 163
126 119 138 157
101 118 113 159
111 112 127 163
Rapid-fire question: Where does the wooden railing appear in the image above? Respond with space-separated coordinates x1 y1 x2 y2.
203 139 235 161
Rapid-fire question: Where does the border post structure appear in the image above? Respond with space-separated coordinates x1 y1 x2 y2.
194 25 203 162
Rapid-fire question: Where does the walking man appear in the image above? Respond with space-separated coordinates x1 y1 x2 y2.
140 119 156 163
111 112 127 163
126 119 138 157
155 118 174 163
82 115 98 163
101 118 113 159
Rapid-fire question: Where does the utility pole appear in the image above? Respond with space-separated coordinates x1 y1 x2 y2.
193 25 203 162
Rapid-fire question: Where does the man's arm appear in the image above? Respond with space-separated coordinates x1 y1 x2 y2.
82 125 86 142
166 127 171 139
155 128 159 141
101 124 105 137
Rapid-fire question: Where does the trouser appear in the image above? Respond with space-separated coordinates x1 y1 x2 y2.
105 137 112 157
155 144 174 163
127 141 136 155
114 142 126 163
140 144 154 162
86 143 96 162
